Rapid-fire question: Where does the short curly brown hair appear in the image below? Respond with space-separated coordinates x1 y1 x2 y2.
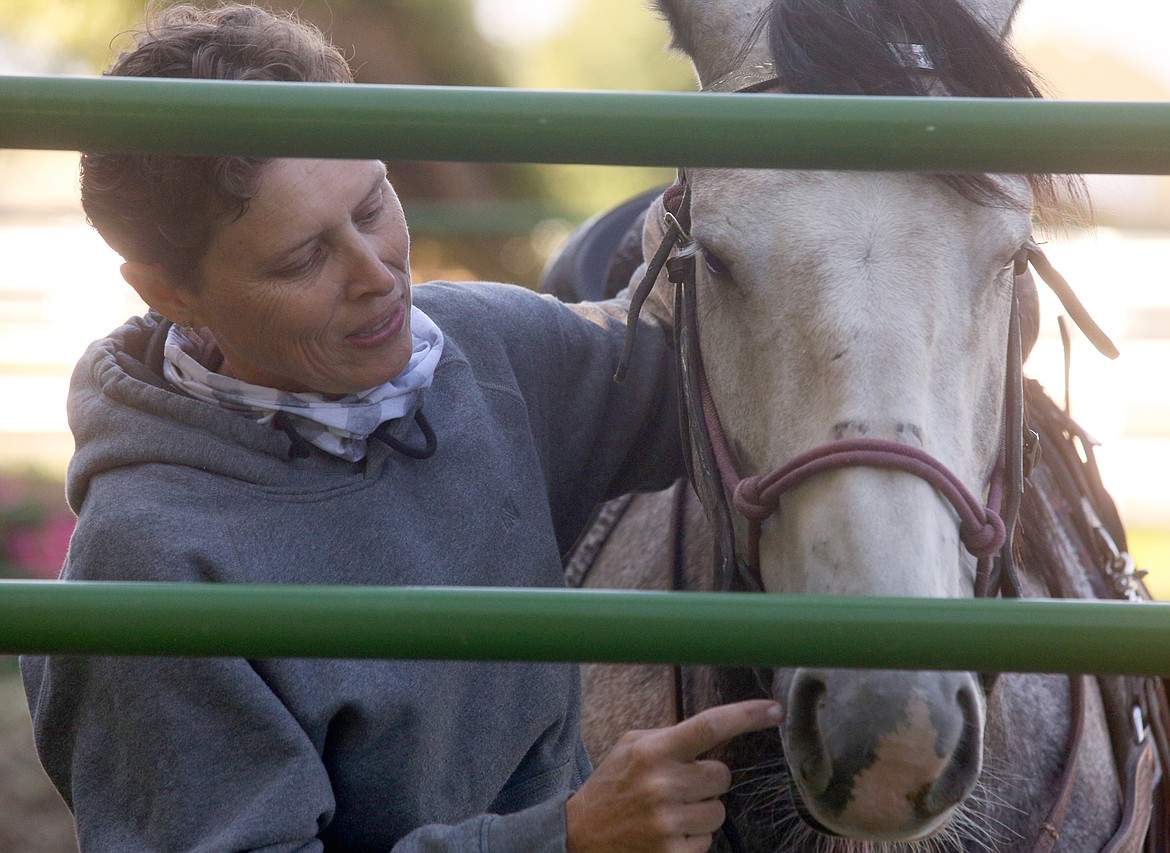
80 4 353 291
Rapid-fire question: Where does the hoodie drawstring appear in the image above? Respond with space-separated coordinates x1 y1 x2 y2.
371 410 437 460
273 409 437 461
272 412 314 460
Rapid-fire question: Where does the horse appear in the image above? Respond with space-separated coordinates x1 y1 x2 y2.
543 0 1170 849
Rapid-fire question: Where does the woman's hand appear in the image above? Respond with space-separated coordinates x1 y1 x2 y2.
565 699 784 853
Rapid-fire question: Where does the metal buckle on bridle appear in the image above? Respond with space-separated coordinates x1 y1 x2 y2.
662 211 691 246
1023 426 1042 476
1082 496 1147 601
1133 703 1149 746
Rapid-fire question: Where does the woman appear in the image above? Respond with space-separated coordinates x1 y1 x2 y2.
20 5 782 852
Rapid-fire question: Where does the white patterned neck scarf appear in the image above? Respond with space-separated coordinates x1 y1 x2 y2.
163 306 444 462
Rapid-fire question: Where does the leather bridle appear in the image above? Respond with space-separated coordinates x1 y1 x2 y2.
617 172 1117 596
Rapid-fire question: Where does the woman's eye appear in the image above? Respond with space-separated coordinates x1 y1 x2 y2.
356 203 384 227
276 249 324 279
703 250 731 278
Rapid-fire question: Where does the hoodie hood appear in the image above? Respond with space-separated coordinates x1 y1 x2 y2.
64 312 341 513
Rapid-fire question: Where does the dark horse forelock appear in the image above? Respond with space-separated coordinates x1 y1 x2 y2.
766 0 1035 98
766 0 1079 221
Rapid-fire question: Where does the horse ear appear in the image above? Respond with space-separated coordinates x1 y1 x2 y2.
654 0 775 88
961 0 1025 38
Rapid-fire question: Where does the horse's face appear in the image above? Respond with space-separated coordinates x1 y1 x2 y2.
690 167 1033 600
685 166 1032 840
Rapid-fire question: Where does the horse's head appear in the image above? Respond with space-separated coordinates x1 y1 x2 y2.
652 0 1054 841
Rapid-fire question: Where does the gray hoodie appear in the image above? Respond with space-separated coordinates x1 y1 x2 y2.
22 281 683 852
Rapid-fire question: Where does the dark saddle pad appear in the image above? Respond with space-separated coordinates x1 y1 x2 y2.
538 187 663 303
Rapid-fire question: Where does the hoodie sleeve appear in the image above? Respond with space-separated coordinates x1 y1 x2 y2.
21 479 583 853
22 649 575 853
516 291 686 555
22 651 335 852
392 795 571 853
411 282 686 558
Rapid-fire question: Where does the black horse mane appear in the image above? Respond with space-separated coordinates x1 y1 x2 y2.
765 0 1083 222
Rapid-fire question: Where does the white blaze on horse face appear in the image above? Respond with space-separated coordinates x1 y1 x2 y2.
687 167 1033 599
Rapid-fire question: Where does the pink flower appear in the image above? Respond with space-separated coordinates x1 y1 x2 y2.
0 475 31 512
7 514 75 580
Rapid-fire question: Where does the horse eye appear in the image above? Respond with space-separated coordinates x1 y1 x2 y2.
703 249 731 278
997 245 1031 279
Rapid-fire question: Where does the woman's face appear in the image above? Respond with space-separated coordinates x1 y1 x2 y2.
187 158 414 395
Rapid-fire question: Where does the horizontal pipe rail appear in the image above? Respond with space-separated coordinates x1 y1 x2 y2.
3 76 1170 173
3 581 1170 675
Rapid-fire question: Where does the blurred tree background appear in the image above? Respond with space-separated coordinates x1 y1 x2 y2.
0 0 693 286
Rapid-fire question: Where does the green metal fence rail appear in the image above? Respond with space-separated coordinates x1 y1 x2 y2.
3 76 1170 173
3 581 1170 675
3 76 1170 671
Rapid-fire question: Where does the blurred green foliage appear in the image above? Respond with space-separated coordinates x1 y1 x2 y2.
494 0 695 220
0 0 143 71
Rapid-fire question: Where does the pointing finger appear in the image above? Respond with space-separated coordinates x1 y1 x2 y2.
658 699 784 762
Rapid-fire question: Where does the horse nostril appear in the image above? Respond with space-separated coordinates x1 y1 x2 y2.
789 673 826 739
951 681 984 771
922 681 984 814
786 673 833 796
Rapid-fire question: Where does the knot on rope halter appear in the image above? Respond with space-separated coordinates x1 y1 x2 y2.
719 439 1011 566
960 512 1007 559
732 476 776 522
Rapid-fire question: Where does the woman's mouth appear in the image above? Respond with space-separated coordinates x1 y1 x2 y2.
347 302 405 347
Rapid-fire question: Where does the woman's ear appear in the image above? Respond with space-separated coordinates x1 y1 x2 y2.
120 262 197 326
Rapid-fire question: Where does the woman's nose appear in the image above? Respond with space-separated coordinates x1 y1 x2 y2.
344 237 398 299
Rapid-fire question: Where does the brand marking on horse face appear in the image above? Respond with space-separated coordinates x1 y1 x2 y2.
832 420 925 447
832 420 870 439
895 422 924 445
